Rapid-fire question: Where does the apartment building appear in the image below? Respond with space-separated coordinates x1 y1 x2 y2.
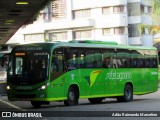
7 0 153 46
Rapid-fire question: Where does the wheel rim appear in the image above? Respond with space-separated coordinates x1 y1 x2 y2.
125 87 131 99
69 91 75 101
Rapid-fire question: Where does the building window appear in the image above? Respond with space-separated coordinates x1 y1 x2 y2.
73 9 91 19
148 6 152 14
37 6 50 22
24 34 44 42
128 24 140 37
38 11 48 22
128 3 140 16
114 27 125 34
51 0 67 20
113 6 124 13
49 32 67 41
102 7 110 14
74 30 91 39
103 28 111 35
141 4 145 14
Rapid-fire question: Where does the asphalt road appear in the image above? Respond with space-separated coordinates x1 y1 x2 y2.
0 89 160 120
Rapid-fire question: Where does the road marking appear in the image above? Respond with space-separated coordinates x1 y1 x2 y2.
0 99 26 111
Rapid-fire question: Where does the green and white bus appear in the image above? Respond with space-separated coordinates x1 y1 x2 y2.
7 41 158 108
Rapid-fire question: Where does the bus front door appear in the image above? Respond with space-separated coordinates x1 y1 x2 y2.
50 54 65 99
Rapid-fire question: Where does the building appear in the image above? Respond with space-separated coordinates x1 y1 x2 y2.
7 0 153 46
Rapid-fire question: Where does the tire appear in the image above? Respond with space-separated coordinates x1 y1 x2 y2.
117 84 133 102
88 98 103 104
124 84 133 102
64 87 78 106
31 101 42 108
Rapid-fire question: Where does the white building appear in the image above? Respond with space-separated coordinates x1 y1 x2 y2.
7 0 153 46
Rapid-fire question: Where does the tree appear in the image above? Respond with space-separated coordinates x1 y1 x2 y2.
138 0 160 35
148 0 160 25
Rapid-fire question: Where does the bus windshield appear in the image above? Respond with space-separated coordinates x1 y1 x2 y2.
8 51 49 85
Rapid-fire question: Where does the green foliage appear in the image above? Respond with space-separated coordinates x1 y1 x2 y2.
147 0 160 25
138 0 160 33
44 39 49 42
138 24 154 34
148 0 160 16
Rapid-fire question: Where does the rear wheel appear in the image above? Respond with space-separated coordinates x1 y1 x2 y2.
64 87 79 106
117 84 133 102
88 98 103 104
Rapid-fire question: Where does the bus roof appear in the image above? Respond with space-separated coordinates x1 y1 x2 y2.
53 40 157 50
13 40 157 52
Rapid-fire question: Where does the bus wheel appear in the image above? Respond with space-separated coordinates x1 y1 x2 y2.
88 98 103 104
31 101 42 108
64 87 78 106
117 84 133 102
124 84 133 102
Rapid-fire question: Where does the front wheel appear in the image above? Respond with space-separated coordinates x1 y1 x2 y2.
31 101 42 108
64 87 78 106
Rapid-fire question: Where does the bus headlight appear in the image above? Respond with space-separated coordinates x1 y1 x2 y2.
41 85 46 90
7 86 11 90
39 83 49 90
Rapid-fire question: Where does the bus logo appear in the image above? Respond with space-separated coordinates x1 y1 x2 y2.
71 74 75 80
89 70 102 87
106 71 132 80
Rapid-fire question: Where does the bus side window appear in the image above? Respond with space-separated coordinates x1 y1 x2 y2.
84 54 94 68
79 53 85 68
152 58 157 68
116 49 131 68
112 58 117 68
65 48 86 70
116 59 123 68
102 49 115 68
122 59 131 68
137 59 144 68
123 59 128 67
149 58 157 68
66 50 76 70
145 59 149 68
132 59 137 68
103 57 111 68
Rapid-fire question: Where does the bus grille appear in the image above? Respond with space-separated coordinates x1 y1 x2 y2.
15 94 36 98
